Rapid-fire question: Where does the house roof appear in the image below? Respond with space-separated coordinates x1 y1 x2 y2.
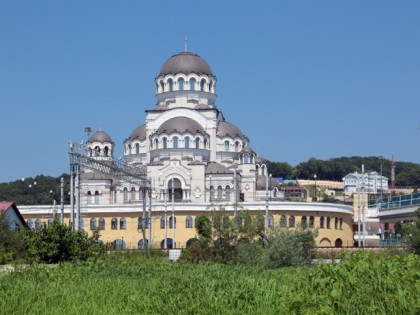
0 201 28 228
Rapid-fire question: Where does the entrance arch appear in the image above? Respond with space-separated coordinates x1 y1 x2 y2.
168 178 183 202
335 238 343 248
161 238 174 249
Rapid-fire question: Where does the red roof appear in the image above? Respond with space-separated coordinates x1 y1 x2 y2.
0 201 14 213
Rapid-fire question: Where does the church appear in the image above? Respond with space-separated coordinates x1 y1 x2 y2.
22 49 354 249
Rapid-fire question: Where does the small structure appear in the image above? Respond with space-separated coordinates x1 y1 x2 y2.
0 201 28 231
343 172 388 194
281 186 307 200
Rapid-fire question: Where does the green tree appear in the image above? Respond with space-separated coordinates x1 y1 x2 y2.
26 219 105 263
0 213 29 263
403 208 420 254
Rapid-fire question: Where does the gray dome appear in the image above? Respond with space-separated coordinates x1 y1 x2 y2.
159 51 213 76
255 156 266 165
217 121 245 138
88 130 113 143
256 175 279 190
157 117 205 134
129 124 146 140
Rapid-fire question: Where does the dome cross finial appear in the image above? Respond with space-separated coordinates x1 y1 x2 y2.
184 35 188 52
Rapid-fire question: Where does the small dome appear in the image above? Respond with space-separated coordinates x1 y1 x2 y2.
217 121 245 138
157 117 205 135
255 156 266 165
256 175 279 190
129 124 146 141
88 130 113 143
240 146 255 155
159 51 213 76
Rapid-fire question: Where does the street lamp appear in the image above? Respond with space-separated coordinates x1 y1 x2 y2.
313 175 317 202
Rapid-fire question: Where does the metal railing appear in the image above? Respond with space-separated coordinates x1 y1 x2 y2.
369 192 420 211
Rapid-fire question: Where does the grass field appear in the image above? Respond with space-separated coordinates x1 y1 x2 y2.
0 251 419 314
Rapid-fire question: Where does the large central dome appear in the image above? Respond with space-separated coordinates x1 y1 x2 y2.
159 51 213 76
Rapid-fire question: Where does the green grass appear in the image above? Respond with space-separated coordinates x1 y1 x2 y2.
0 251 419 314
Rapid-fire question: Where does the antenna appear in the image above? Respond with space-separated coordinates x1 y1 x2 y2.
84 127 92 140
184 35 188 52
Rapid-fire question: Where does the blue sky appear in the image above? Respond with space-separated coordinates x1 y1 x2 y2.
1 1 419 183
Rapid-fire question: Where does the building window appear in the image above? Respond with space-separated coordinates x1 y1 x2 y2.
289 215 295 227
327 217 331 229
163 137 167 149
90 218 97 230
189 78 196 91
194 215 200 228
168 79 173 92
204 139 207 149
178 78 184 91
268 215 274 228
320 216 325 229
335 217 338 229
225 185 231 200
210 186 215 200
99 218 105 230
169 216 176 229
173 136 179 149
184 136 190 149
224 140 229 152
301 216 307 228
309 216 314 228
160 80 164 92
135 143 140 154
280 215 287 227
155 139 158 149
200 79 205 92
273 188 278 197
186 216 193 228
340 218 343 230
138 217 148 229
111 217 118 230
235 141 239 152
120 217 127 230
195 137 200 149
27 219 34 230
262 165 266 176
104 146 109 156
94 191 99 204
160 216 166 229
123 188 128 201
217 185 223 199
131 187 136 200
48 218 54 228
87 191 92 204
35 219 42 230
138 239 148 249
243 153 250 164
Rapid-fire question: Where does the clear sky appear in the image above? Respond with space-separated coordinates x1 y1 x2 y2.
1 1 419 183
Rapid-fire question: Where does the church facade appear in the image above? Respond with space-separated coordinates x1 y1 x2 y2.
21 50 354 249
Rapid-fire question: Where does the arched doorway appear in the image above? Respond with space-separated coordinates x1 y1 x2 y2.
186 238 199 248
160 238 174 249
168 178 183 202
335 238 343 248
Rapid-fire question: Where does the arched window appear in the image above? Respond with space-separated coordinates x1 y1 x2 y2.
169 216 176 229
224 140 230 152
217 185 223 199
280 215 287 227
131 187 136 200
243 153 250 164
289 215 295 227
178 78 184 90
163 137 167 149
327 217 331 229
195 137 200 149
173 136 179 149
184 136 190 149
195 215 200 228
111 217 118 230
160 216 166 229
225 185 231 200
120 217 127 230
35 219 42 230
128 144 132 155
154 138 158 149
138 217 148 229
27 219 34 230
168 79 174 92
48 218 54 228
204 139 207 149
186 216 193 228
235 141 239 152
189 78 196 91
104 146 109 156
123 188 128 201
200 79 205 92
261 165 266 176
94 146 100 156
320 216 325 229
309 216 315 228
94 191 99 204
99 218 105 230
340 218 343 230
210 185 215 200
90 218 97 230
273 188 278 197
335 217 338 229
268 215 274 228
160 80 164 92
301 216 307 228
87 191 92 204
138 239 148 249
135 143 140 154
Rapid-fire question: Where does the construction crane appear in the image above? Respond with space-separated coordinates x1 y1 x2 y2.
68 141 152 254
